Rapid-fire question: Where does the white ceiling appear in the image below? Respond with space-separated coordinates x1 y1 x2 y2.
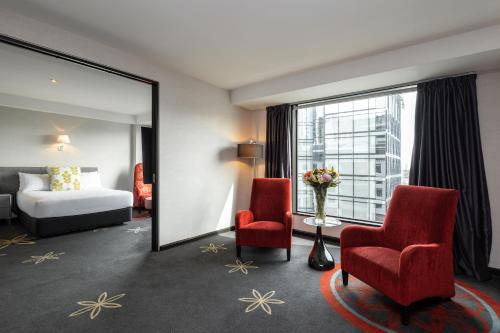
0 41 152 121
2 0 500 90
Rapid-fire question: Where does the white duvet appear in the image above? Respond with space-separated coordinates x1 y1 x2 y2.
17 189 133 218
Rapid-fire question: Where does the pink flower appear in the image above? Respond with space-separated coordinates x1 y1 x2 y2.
322 173 332 182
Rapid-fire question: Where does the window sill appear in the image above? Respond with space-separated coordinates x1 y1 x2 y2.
293 211 382 228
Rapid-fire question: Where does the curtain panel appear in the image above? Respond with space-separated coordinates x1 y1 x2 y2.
409 74 492 281
265 104 295 178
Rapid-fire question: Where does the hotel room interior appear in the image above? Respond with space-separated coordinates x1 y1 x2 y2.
0 1 499 332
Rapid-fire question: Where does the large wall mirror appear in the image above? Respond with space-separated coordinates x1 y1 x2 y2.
0 35 159 251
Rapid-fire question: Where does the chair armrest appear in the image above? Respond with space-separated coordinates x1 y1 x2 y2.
398 243 454 304
284 211 293 233
399 243 447 275
340 225 384 249
235 210 254 229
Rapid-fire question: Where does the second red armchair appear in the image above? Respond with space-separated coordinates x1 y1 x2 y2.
235 178 292 261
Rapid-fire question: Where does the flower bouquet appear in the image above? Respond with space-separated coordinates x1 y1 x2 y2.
302 168 340 222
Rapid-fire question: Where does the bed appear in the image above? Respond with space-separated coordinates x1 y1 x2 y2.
0 167 132 237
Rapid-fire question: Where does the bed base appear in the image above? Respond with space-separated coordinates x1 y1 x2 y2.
18 207 132 237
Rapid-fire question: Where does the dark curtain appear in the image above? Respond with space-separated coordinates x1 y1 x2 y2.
409 74 492 281
265 104 295 178
141 127 153 184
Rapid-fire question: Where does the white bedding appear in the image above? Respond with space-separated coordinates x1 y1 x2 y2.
17 189 133 218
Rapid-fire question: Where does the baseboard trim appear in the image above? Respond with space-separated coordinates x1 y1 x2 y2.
159 228 500 275
292 229 340 245
159 226 235 251
490 267 500 276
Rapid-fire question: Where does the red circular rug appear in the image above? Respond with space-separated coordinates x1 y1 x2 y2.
320 264 500 332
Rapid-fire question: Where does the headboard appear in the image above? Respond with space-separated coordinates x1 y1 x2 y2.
0 167 98 211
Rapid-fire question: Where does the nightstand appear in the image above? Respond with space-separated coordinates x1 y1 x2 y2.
0 194 12 224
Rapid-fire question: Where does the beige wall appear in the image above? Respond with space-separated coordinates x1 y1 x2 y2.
0 106 134 190
251 71 500 269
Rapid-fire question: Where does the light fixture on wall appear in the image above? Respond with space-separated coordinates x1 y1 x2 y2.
237 140 264 178
57 134 70 151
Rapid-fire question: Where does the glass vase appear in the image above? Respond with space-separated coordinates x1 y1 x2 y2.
313 185 328 223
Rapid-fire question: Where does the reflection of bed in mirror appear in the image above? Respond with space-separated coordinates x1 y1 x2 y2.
0 38 154 243
0 167 132 237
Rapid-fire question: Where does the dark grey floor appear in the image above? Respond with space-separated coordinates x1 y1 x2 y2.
1 218 499 333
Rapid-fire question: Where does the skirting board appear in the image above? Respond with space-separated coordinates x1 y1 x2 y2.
158 227 499 277
159 226 235 251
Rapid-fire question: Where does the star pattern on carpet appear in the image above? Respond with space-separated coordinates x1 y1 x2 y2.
22 251 65 264
200 243 227 253
238 289 285 315
225 259 258 275
0 234 36 250
69 292 126 320
126 227 149 234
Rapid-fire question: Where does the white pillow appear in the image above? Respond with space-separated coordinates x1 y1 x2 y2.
80 172 102 189
19 173 50 192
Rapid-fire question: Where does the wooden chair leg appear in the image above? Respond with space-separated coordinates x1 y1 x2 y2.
286 248 291 261
342 270 349 286
236 245 241 258
401 305 410 325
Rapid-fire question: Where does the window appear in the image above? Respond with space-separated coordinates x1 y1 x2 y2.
295 88 416 224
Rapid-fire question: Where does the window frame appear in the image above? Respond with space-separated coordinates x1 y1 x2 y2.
292 85 417 226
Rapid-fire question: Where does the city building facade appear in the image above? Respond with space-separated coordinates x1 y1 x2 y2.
296 93 404 223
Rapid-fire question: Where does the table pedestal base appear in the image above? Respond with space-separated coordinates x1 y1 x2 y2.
308 226 335 271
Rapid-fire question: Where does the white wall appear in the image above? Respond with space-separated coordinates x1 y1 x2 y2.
0 106 134 190
0 8 254 248
477 71 500 269
251 71 500 269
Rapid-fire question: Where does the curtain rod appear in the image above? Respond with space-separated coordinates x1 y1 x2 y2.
296 71 477 107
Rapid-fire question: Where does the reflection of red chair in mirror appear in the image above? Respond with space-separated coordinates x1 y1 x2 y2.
133 163 152 209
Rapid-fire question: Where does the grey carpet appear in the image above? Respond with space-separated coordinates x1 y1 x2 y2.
1 219 499 333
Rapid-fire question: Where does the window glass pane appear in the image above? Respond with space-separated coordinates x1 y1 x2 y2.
339 177 353 197
353 135 368 154
354 178 369 197
339 159 353 175
338 114 353 133
354 159 369 175
354 111 369 132
295 90 416 223
339 136 353 154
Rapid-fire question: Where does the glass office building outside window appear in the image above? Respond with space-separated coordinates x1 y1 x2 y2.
296 89 416 224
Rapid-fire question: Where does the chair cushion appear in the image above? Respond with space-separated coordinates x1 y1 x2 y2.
238 221 287 248
241 221 285 232
342 246 401 301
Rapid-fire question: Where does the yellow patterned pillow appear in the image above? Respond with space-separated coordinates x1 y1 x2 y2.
47 166 81 191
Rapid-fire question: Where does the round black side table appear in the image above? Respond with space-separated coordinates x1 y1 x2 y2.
303 217 341 271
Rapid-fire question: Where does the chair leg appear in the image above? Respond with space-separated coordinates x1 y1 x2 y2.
401 305 410 326
236 245 241 259
286 248 291 262
342 270 349 286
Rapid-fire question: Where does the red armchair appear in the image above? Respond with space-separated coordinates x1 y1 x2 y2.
340 185 459 325
235 178 292 261
133 163 152 208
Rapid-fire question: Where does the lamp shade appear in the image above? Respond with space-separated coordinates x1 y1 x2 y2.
57 134 71 144
237 143 263 159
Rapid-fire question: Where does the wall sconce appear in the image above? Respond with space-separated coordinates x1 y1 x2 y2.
57 134 71 151
237 140 264 178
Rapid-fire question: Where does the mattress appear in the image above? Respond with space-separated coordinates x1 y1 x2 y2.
17 189 133 218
